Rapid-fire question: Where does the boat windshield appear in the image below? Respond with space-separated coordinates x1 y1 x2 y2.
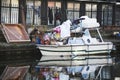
89 29 102 42
71 32 83 37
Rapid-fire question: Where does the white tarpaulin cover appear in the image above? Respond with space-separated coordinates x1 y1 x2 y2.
80 16 100 28
53 20 71 39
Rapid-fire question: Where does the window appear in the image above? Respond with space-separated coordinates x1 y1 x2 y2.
48 1 61 26
67 2 80 21
116 6 120 26
1 0 19 23
85 3 97 18
26 0 41 26
102 4 113 26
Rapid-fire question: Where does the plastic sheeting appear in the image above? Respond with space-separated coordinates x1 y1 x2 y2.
80 16 100 28
53 20 71 39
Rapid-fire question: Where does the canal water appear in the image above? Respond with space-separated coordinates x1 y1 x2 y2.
0 44 120 80
0 58 118 80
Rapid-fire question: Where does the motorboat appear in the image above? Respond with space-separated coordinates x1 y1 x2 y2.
37 16 113 57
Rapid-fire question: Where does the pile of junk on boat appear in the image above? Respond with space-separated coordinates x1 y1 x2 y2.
29 16 114 66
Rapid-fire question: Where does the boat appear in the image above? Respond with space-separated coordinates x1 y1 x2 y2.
37 16 113 57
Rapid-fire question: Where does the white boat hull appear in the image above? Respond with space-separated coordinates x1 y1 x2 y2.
37 42 113 56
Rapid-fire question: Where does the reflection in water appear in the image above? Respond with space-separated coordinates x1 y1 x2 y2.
38 55 113 66
0 55 113 80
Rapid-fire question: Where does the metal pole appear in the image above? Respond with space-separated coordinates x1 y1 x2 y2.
96 28 103 42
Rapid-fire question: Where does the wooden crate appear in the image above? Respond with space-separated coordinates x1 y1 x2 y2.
1 24 30 43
